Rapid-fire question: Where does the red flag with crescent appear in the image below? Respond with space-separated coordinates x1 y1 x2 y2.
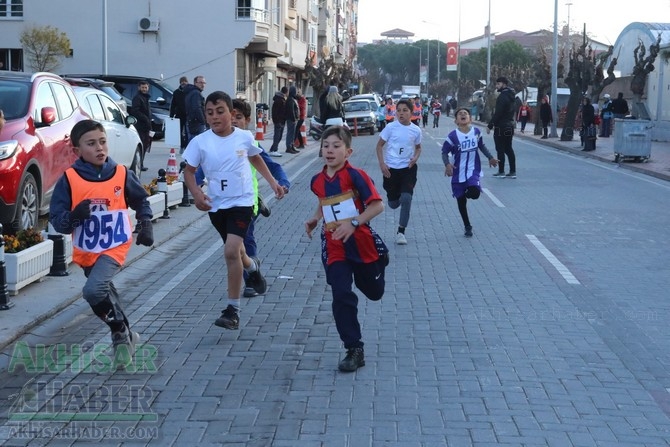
446 42 458 70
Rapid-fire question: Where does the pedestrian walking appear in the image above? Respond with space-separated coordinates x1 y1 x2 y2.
305 125 389 372
442 108 498 238
539 96 553 139
269 86 288 156
49 120 154 370
517 100 531 134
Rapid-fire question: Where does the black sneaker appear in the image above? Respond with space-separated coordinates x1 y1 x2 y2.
505 172 517 179
464 225 473 238
112 327 139 370
492 172 505 178
257 195 271 218
214 305 240 329
243 286 258 298
246 257 267 294
338 347 365 372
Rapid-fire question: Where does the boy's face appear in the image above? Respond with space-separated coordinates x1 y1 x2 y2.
395 103 412 124
206 100 233 136
455 109 471 126
76 129 108 166
230 108 249 129
321 134 352 170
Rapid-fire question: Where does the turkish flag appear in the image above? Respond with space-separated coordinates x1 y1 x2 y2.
446 42 458 71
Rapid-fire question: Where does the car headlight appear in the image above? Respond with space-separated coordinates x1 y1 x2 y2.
0 140 19 160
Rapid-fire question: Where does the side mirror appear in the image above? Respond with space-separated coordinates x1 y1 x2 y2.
126 114 137 128
156 97 166 105
35 107 57 128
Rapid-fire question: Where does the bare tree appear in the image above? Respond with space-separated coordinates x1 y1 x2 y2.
591 46 616 101
630 34 661 118
304 51 356 118
20 25 71 72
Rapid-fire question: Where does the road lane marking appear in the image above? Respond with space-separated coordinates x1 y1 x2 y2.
482 188 505 207
526 234 580 285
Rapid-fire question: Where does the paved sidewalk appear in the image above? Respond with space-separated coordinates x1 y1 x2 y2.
505 122 670 182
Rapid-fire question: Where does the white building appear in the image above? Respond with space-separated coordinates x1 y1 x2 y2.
0 0 358 109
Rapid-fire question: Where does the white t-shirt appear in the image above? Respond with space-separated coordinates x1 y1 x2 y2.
379 120 422 169
183 127 261 210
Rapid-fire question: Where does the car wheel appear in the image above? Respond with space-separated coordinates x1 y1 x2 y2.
130 146 142 177
12 173 39 232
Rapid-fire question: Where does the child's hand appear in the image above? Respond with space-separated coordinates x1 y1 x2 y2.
305 218 318 239
379 163 391 178
331 221 355 243
489 158 499 168
194 193 212 211
272 182 285 200
444 164 454 177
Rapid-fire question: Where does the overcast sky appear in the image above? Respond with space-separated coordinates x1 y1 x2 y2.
356 0 670 46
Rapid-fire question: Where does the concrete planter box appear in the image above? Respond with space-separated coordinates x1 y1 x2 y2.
5 239 54 295
147 193 166 221
166 182 184 208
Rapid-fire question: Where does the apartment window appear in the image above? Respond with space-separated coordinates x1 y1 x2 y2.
0 0 23 18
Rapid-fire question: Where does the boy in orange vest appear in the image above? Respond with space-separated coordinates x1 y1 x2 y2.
50 119 154 370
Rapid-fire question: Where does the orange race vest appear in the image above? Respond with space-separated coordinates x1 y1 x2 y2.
412 104 422 120
65 166 133 268
385 104 396 121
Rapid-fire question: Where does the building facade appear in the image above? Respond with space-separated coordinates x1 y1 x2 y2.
0 0 358 113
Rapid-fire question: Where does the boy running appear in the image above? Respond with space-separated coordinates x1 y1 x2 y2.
229 98 291 298
50 120 154 370
306 126 389 372
375 98 422 245
182 91 285 329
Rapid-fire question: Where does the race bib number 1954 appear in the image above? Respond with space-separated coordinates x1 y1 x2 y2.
73 210 131 253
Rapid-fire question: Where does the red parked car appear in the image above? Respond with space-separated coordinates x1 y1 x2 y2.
0 71 89 233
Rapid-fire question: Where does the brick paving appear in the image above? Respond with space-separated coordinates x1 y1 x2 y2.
0 120 669 446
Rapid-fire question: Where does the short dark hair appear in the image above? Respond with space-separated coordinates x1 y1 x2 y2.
496 76 509 85
280 86 288 94
396 98 414 111
321 125 352 148
205 91 232 111
179 76 188 83
138 80 149 86
71 120 105 147
232 98 251 119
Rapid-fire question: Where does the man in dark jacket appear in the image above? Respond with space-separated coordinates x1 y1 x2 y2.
269 86 288 156
169 76 189 151
284 86 300 154
132 80 152 171
487 76 517 178
184 75 207 143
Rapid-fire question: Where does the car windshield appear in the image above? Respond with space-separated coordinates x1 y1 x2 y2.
344 102 370 113
0 80 31 120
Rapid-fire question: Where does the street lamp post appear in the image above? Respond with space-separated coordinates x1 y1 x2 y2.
551 0 559 137
566 2 572 34
422 20 441 83
486 0 491 90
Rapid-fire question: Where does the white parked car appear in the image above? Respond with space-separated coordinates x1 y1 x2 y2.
73 86 143 177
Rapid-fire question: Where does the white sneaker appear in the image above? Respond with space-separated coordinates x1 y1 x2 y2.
395 232 407 245
268 151 282 157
